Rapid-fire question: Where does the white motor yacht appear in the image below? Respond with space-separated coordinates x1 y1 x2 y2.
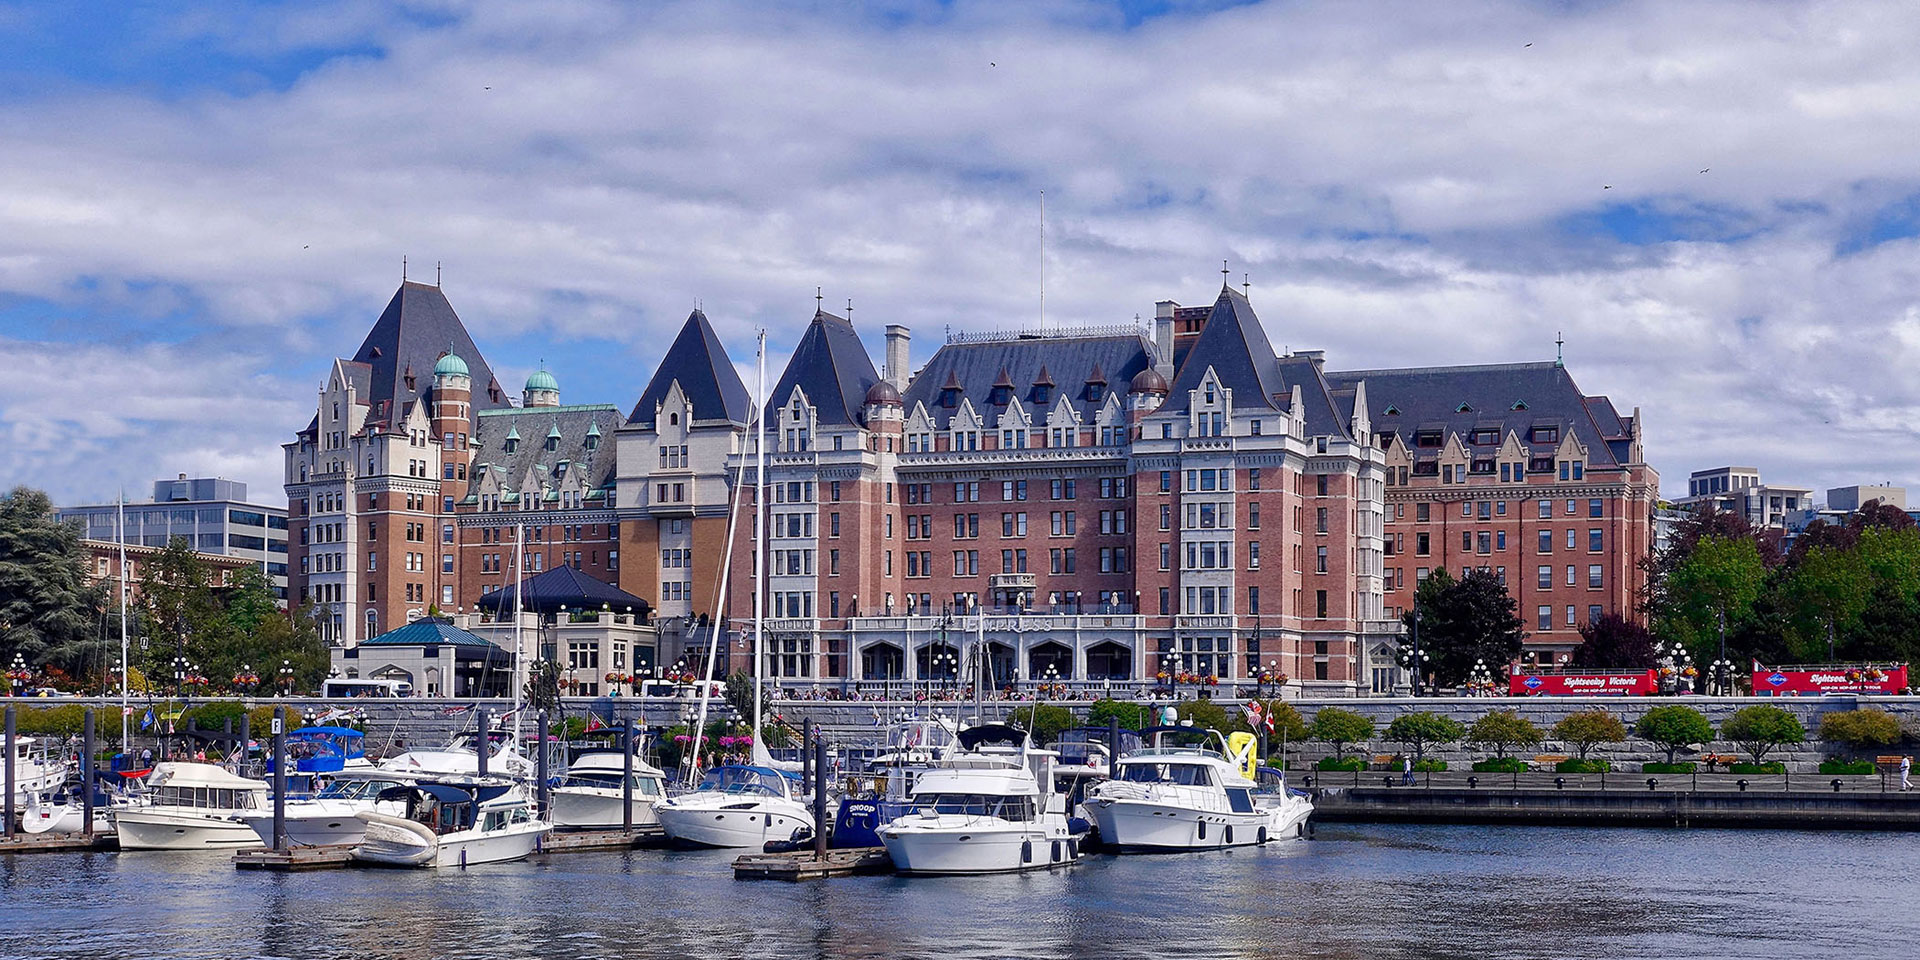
1084 725 1313 851
350 780 551 868
233 771 418 847
654 765 814 849
6 736 72 806
879 724 1089 875
550 752 667 830
114 762 270 850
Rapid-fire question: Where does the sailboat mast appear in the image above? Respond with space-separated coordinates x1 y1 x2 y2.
686 379 756 784
119 492 129 749
512 521 525 747
752 329 767 757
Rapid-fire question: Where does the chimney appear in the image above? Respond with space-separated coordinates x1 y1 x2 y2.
884 324 911 391
1154 301 1177 380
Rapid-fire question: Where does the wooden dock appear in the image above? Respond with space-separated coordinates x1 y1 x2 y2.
233 844 355 871
0 833 118 854
732 846 892 881
536 826 666 854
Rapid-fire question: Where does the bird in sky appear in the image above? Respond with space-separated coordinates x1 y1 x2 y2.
1603 184 1612 189
1700 168 1711 173
989 62 996 66
1524 42 1532 47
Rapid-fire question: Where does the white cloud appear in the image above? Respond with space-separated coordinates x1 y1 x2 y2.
1 0 1919 504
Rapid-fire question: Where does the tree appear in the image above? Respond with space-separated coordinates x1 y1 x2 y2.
1719 705 1805 765
1818 709 1902 759
1085 698 1152 730
1403 569 1526 688
1257 700 1311 744
1466 710 1541 760
1635 704 1714 765
1658 535 1767 657
1572 614 1657 669
0 487 105 678
524 659 563 716
1310 707 1375 760
1385 711 1465 762
1019 704 1078 745
1840 583 1920 662
1176 698 1250 734
1552 709 1628 761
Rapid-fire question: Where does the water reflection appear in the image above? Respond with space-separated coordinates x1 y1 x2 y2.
3 828 1918 960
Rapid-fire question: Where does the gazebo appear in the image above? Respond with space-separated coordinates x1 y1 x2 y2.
476 565 652 621
471 567 655 698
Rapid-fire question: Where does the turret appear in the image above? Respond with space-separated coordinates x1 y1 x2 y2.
524 367 560 408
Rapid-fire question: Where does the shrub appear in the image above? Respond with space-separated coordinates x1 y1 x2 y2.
1730 761 1786 775
1385 711 1466 762
1642 762 1696 774
1819 759 1876 775
1412 759 1448 772
1635 705 1714 765
1818 709 1901 758
1310 708 1376 760
1085 699 1153 730
1472 757 1527 773
1556 758 1610 773
1316 756 1367 772
12 705 87 737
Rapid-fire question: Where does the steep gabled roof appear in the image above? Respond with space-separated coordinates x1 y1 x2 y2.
350 282 507 416
1325 361 1632 467
628 310 751 426
901 333 1152 430
770 310 879 427
1162 286 1288 413
468 404 623 504
1278 355 1353 440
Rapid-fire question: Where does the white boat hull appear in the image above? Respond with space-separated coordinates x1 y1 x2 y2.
21 802 115 835
1088 795 1312 851
114 809 264 850
551 789 661 830
654 798 813 849
235 799 401 847
881 815 1082 875
349 811 550 868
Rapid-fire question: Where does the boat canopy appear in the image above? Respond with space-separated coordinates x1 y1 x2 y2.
957 724 1030 750
148 762 268 790
292 726 365 740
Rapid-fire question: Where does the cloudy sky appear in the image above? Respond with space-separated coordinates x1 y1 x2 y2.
4 0 1918 509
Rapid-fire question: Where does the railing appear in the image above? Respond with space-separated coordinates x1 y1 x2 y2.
1300 769 1917 794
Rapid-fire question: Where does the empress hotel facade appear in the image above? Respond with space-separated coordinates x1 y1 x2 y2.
286 275 1658 696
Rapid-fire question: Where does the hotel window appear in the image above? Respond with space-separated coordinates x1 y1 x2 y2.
1537 605 1552 630
1248 503 1260 529
1566 528 1576 550
1317 508 1329 534
1537 500 1552 519
1589 529 1604 552
1588 604 1603 624
1416 503 1430 522
1566 565 1576 587
1566 605 1576 627
1589 565 1603 588
1588 498 1603 518
1249 541 1261 569
1537 565 1552 589
1316 546 1328 573
1416 533 1430 556
1538 530 1553 554
1315 590 1328 618
1316 475 1329 496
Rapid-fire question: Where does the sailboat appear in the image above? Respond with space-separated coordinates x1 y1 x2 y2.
655 329 818 849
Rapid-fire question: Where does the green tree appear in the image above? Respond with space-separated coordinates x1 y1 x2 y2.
1658 535 1767 657
524 659 564 716
1572 615 1657 669
1385 711 1465 762
1720 705 1805 765
1175 698 1250 734
0 487 105 679
1019 704 1078 745
1257 700 1311 744
1635 704 1714 765
1466 710 1541 760
1403 569 1526 688
1552 709 1628 761
1310 707 1375 760
1818 709 1902 759
1840 583 1920 662
1085 698 1152 730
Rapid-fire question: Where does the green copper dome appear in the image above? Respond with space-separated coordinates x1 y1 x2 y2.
525 368 559 392
434 352 470 378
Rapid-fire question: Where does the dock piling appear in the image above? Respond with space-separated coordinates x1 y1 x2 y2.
82 708 96 835
4 705 15 841
812 731 828 859
476 710 490 781
622 719 635 835
537 710 550 818
272 705 287 852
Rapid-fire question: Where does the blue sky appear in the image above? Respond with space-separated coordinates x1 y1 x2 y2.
4 0 1920 507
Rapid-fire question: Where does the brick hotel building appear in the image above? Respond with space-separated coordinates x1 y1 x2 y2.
287 276 1657 696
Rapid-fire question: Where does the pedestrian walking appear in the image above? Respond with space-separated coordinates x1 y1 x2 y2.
1902 755 1912 792
1401 754 1414 786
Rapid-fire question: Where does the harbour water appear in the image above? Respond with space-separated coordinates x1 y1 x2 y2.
4 825 1917 960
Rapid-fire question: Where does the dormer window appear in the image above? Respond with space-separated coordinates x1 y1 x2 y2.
1455 402 1473 413
1086 383 1104 402
1469 428 1499 445
1414 429 1444 448
1529 425 1559 444
1032 384 1051 406
1204 384 1216 405
989 385 1011 406
1383 404 1400 416
584 434 599 451
939 387 960 408
1511 400 1528 411
504 438 518 453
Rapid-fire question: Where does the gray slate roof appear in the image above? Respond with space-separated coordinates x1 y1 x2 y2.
467 404 624 505
1324 361 1630 467
351 282 509 419
770 310 879 427
627 310 751 427
1277 355 1354 441
1162 286 1289 414
902 333 1152 429
476 564 651 615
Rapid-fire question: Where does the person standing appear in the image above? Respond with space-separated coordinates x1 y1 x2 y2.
1902 755 1912 792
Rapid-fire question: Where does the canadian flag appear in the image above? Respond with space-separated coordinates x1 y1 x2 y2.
584 715 605 733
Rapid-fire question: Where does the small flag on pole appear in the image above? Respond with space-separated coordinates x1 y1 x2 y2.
140 708 155 731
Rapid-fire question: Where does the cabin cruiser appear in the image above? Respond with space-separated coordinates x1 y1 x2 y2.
114 762 270 850
233 771 418 847
832 716 959 848
879 724 1089 875
378 729 533 779
654 765 814 849
6 735 72 806
1084 725 1313 851
550 752 668 830
350 780 550 867
268 726 374 775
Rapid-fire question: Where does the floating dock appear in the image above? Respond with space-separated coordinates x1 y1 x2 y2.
233 844 354 871
538 826 666 853
732 846 892 881
0 833 118 855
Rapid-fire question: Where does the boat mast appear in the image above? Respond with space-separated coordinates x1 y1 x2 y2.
512 520 525 749
751 329 767 765
686 361 758 784
119 492 129 750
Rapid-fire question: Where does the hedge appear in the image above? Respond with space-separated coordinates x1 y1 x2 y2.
1730 761 1786 775
1818 759 1876 775
1412 759 1448 772
1555 759 1610 773
1642 762 1696 774
1472 757 1528 773
1316 757 1367 771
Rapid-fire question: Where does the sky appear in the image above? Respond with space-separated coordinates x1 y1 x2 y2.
4 0 1920 509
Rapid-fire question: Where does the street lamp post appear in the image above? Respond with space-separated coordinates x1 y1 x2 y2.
278 659 295 697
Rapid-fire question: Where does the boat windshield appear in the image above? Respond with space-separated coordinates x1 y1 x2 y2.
561 771 661 795
913 793 1036 822
886 721 956 752
318 778 409 800
696 767 789 798
1117 762 1214 786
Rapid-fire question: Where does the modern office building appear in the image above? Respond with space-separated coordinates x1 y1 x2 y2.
58 476 289 604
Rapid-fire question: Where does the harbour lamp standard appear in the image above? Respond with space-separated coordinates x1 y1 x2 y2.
1159 654 1175 698
278 659 295 696
930 651 957 701
172 656 189 701
6 653 28 696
